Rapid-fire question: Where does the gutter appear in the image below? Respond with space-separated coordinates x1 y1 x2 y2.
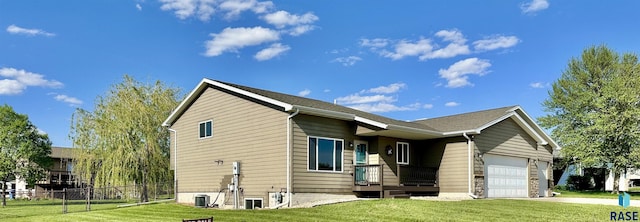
167 128 178 202
276 109 300 209
463 132 478 199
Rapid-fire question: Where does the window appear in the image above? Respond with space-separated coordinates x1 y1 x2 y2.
308 136 343 172
244 198 263 209
199 120 212 138
397 142 409 165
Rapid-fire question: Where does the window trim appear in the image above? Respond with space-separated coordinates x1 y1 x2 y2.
307 136 344 173
244 198 263 209
396 142 410 165
198 120 213 139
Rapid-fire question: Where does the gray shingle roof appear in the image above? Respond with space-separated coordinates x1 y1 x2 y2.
50 147 74 159
412 106 518 132
217 80 439 131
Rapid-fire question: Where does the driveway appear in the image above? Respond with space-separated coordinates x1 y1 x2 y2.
517 197 640 207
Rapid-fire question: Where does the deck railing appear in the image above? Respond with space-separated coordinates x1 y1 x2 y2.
399 166 438 186
354 164 382 185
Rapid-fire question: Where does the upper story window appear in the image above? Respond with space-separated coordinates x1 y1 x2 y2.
308 136 343 172
199 120 212 139
397 142 409 165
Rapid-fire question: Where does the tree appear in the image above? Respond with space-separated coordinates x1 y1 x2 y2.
70 75 180 202
539 45 640 193
0 105 52 207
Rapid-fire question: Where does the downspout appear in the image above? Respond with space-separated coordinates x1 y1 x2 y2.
273 109 299 209
463 132 478 199
168 128 178 202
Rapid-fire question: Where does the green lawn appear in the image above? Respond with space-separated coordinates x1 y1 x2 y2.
0 198 635 222
555 190 640 200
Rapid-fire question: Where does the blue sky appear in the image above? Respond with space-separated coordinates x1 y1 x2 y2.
1 0 639 147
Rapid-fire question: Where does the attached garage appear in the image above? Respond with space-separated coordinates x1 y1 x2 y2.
484 154 528 198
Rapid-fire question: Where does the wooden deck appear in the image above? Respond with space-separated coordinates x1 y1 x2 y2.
353 164 439 197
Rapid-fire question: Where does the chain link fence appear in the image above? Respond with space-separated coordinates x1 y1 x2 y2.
9 182 174 214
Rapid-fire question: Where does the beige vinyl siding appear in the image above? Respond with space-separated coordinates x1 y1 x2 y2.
171 86 288 207
475 118 538 159
292 114 356 193
377 137 400 186
437 138 469 193
537 144 553 162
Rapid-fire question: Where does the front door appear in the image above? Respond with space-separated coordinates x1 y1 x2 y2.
354 141 368 184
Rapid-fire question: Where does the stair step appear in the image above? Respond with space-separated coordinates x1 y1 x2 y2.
385 190 406 195
391 194 410 199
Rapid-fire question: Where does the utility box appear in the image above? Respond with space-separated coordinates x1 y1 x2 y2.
233 162 240 175
195 194 209 208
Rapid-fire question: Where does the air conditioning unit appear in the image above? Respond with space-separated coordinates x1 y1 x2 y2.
194 194 210 208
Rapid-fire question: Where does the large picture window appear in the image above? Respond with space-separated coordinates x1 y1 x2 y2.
199 120 212 138
397 142 409 165
308 136 343 172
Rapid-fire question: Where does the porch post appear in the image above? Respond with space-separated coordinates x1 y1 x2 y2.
380 163 384 198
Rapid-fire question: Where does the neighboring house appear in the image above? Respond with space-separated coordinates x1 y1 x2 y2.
2 147 78 199
34 147 80 197
162 79 560 209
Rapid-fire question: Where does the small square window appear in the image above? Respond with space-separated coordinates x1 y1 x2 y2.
199 120 213 138
244 198 263 209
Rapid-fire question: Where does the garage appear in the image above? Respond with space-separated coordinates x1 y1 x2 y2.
485 154 528 198
538 161 549 197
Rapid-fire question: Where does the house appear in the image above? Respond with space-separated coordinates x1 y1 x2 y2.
34 147 80 198
162 79 560 209
2 147 79 199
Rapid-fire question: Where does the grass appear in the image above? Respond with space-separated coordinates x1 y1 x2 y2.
0 198 636 222
555 190 640 200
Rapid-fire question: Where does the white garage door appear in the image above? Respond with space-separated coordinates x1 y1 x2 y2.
485 154 528 198
538 161 548 197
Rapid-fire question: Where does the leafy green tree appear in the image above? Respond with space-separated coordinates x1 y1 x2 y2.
70 75 180 202
539 45 640 193
0 104 52 207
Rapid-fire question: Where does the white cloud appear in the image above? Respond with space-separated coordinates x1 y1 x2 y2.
530 82 546 88
521 0 549 14
360 38 390 49
323 89 331 93
445 102 460 107
254 43 290 61
362 83 406 94
348 102 420 113
160 0 273 21
298 89 311 97
335 83 417 113
262 10 318 28
288 25 315 36
336 94 395 105
423 104 434 109
204 26 280 57
0 79 25 95
435 29 466 44
364 29 522 61
219 0 274 19
54 94 83 106
262 10 318 36
380 29 470 61
0 68 63 95
438 58 491 88
332 56 362 66
6 25 55 37
473 35 520 51
136 3 142 11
